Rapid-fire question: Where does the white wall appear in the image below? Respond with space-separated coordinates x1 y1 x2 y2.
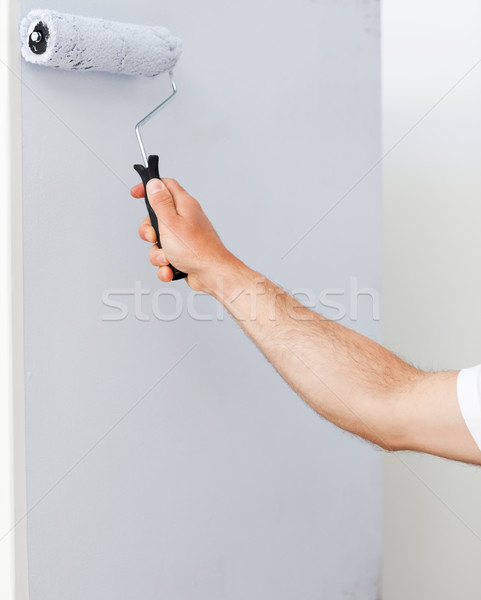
0 0 15 593
0 0 28 598
19 1 382 598
383 1 481 597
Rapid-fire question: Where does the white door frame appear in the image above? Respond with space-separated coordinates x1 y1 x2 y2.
0 0 29 598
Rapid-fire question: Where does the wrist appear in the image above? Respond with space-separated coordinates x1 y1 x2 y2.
201 253 257 303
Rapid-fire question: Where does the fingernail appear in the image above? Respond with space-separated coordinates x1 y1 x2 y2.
147 179 164 195
155 254 165 266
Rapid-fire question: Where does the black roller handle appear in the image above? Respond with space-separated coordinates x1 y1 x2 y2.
134 155 187 281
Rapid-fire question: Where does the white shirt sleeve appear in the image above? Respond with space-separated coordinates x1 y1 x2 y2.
457 364 481 451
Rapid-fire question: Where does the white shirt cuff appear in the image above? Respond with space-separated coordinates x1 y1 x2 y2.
457 364 481 451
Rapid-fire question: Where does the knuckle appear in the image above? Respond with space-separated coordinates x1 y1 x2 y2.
151 195 175 216
164 178 185 195
149 190 168 206
191 197 201 210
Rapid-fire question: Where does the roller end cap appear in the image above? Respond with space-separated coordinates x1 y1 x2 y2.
28 21 49 55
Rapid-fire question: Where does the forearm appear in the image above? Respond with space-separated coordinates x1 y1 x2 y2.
209 259 480 463
135 178 481 464
208 259 413 448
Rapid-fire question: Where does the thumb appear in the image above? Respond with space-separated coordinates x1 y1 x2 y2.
146 179 177 222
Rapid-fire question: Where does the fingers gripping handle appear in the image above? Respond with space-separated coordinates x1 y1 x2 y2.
134 155 187 281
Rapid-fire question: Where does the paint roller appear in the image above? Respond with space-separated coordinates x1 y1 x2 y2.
20 9 187 280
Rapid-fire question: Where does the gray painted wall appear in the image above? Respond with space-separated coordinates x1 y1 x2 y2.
21 1 382 598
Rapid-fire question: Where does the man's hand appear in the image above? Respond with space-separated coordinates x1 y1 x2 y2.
131 178 237 292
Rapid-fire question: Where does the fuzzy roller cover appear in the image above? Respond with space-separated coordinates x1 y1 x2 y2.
20 9 182 77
